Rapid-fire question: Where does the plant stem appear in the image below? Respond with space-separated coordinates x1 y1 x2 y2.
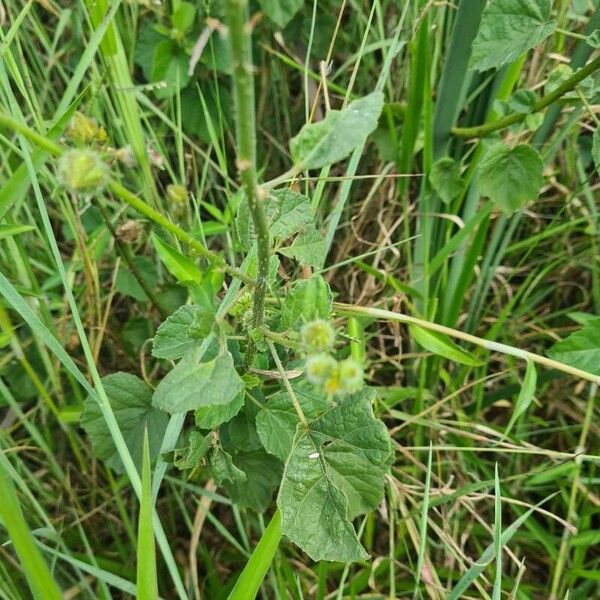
267 340 309 428
225 0 270 365
452 54 600 138
0 111 255 286
334 302 600 386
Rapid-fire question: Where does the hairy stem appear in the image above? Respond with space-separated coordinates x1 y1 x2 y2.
0 111 254 286
225 0 270 365
452 54 600 138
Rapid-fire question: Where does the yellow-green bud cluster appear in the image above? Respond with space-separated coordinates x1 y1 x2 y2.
66 111 107 146
57 149 109 194
301 320 363 395
301 319 335 353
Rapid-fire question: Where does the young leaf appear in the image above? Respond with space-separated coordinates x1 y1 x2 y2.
290 91 384 170
171 1 196 32
81 373 169 473
277 388 392 562
152 350 244 414
279 274 333 331
258 0 303 28
173 430 211 470
278 225 326 268
547 317 600 376
151 232 202 285
429 157 465 204
470 0 556 72
152 305 202 360
478 143 543 213
410 326 483 366
195 391 245 429
504 361 537 437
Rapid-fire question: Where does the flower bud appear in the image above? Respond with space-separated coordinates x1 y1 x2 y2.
301 319 335 353
338 357 363 393
305 353 337 385
66 111 106 145
57 149 109 194
167 184 188 205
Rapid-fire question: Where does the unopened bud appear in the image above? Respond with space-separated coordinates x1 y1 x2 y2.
57 149 109 194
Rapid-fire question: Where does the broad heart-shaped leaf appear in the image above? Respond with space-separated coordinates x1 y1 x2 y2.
81 373 168 473
152 350 244 414
290 91 384 170
409 326 483 367
236 188 312 250
279 274 333 331
277 388 393 562
258 0 303 28
547 317 600 376
429 157 465 205
278 225 326 268
256 380 330 461
592 128 600 174
478 143 543 213
152 305 201 360
470 0 556 72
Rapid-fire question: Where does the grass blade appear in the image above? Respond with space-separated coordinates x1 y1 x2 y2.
137 430 158 600
0 460 63 600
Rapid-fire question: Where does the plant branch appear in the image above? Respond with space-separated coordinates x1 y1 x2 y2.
0 111 255 287
225 0 270 364
452 54 600 138
334 302 600 386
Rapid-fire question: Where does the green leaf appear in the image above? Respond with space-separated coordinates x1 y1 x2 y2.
0 224 35 240
429 157 465 205
151 40 191 97
136 431 158 600
171 1 196 32
278 225 326 268
151 232 202 285
277 388 392 562
172 430 211 470
470 0 556 72
195 391 245 429
269 189 313 238
152 305 201 360
290 91 384 169
592 128 600 173
280 274 333 331
81 373 169 473
258 0 303 28
478 143 543 213
547 317 600 376
210 446 247 485
222 450 282 513
504 360 537 437
410 326 483 366
256 381 329 461
152 350 245 414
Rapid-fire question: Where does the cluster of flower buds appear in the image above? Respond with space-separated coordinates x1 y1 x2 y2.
301 320 363 395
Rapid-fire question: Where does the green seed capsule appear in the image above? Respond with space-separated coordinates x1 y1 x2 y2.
301 319 335 353
57 149 109 194
167 184 188 205
66 111 106 145
338 357 363 393
305 353 337 385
